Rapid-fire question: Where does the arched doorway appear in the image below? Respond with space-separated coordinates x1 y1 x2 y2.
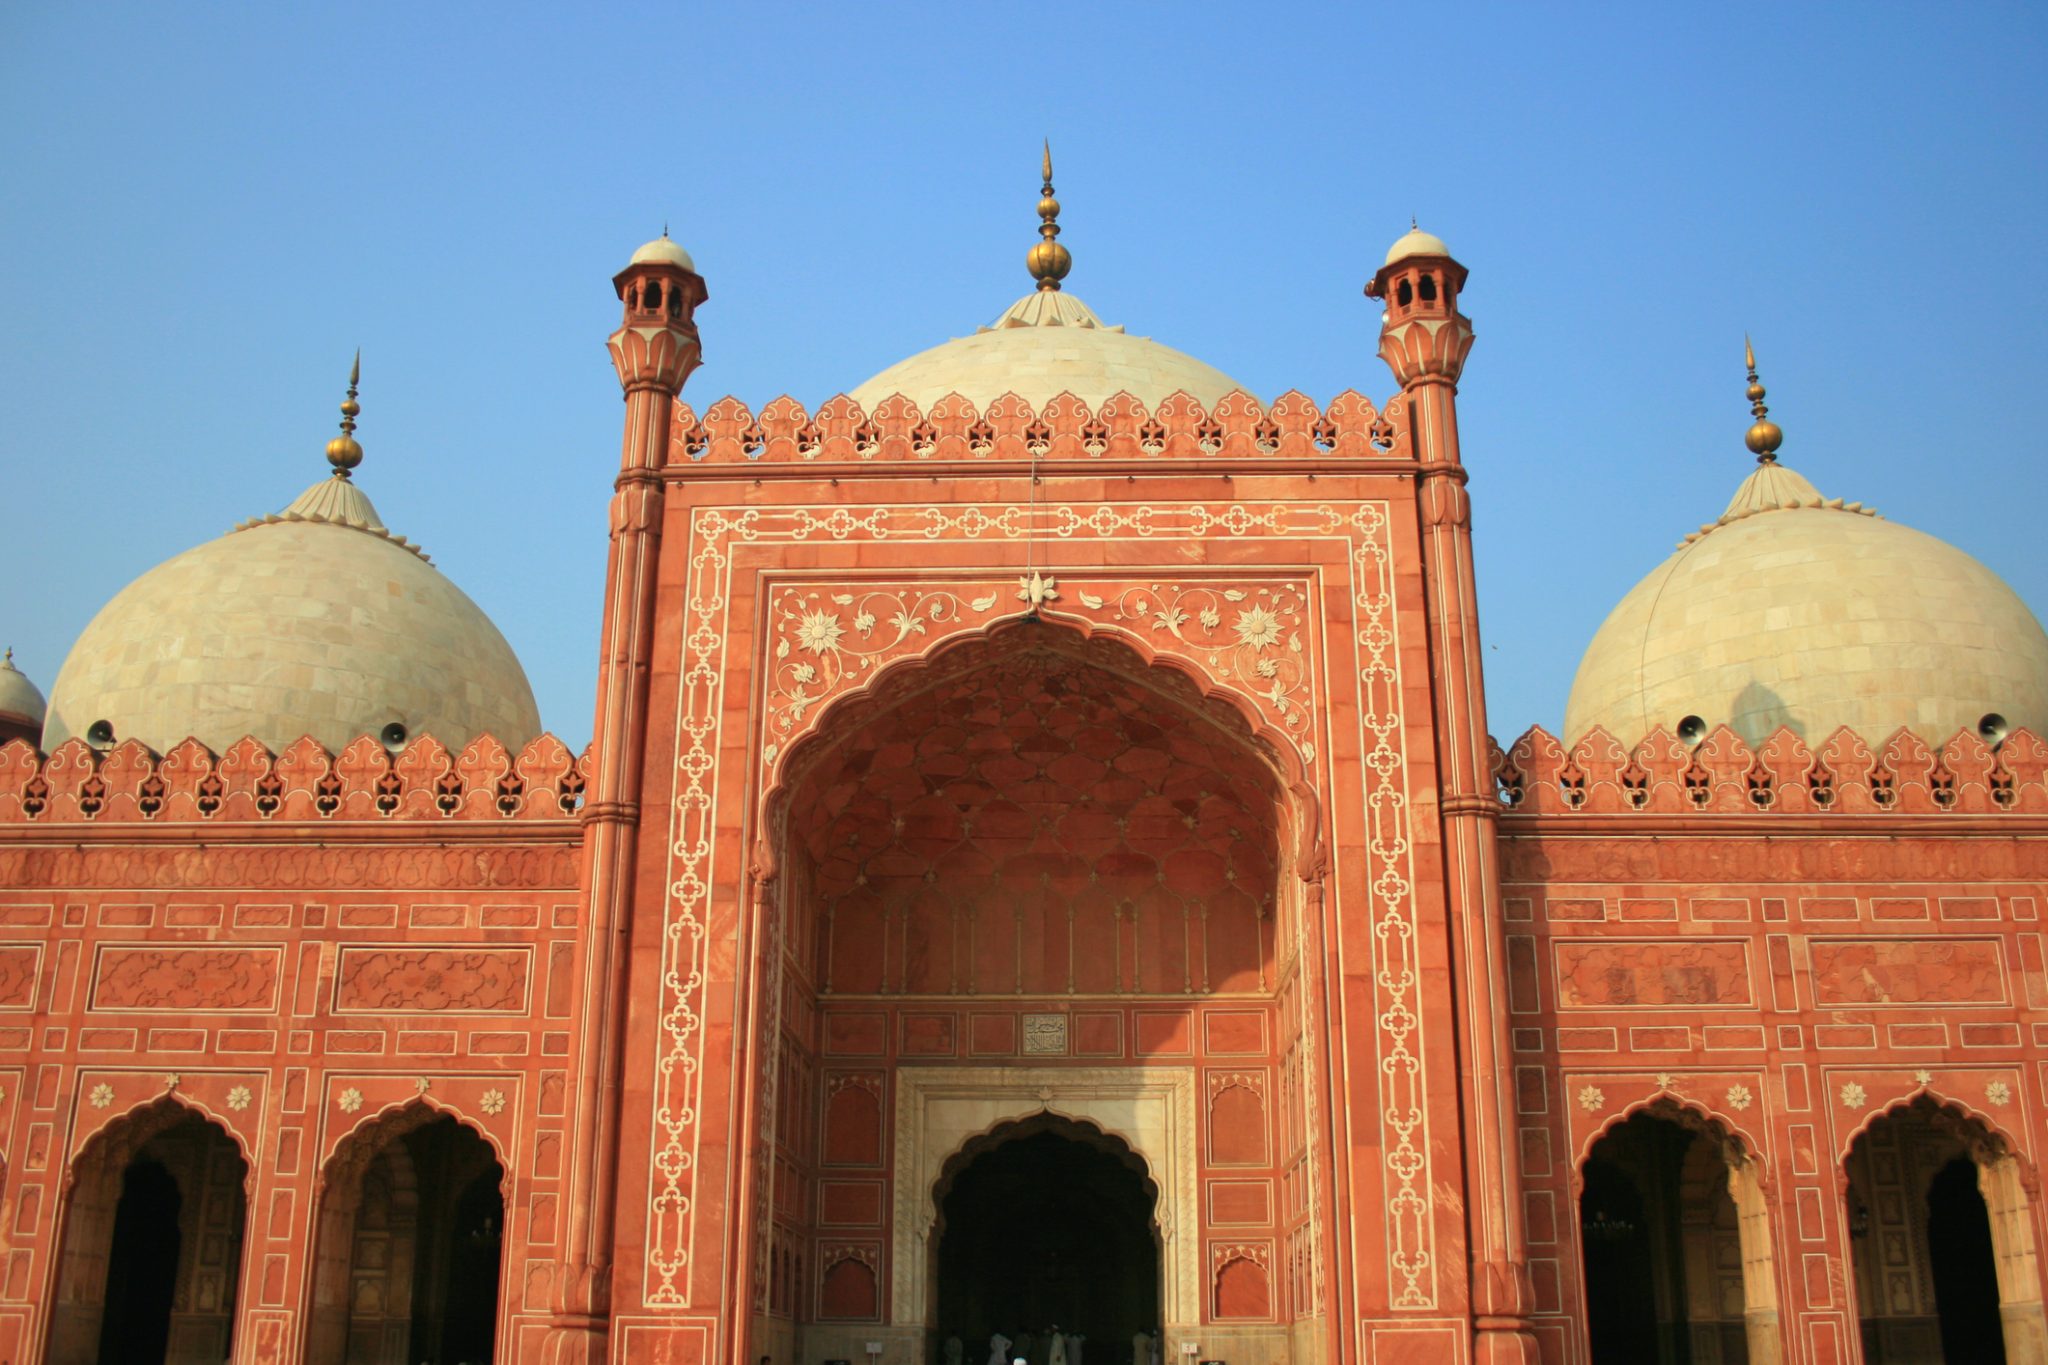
1577 1108 1755 1364
1845 1098 2043 1364
305 1107 506 1365
48 1105 249 1365
934 1115 1160 1363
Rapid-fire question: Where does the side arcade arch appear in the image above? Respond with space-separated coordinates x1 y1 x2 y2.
48 1097 251 1365
1841 1093 2046 1365
1574 1099 1782 1365
304 1100 509 1365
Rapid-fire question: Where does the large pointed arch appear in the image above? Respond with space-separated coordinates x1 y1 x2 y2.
303 1098 509 1365
47 1096 251 1365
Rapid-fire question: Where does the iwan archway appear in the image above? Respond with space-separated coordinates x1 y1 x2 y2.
934 1114 1162 1356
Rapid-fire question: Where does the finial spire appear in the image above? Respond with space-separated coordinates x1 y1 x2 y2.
1742 334 1783 464
325 349 365 478
1026 139 1073 292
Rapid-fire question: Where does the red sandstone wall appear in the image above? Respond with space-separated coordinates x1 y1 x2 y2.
0 733 586 1365
608 383 1476 1361
1497 723 2048 1365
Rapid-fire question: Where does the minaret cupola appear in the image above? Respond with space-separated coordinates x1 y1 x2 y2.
611 231 708 398
1366 221 1474 388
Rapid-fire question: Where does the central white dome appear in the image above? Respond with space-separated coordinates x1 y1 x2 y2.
851 288 1248 410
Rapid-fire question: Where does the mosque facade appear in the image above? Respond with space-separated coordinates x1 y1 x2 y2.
3 166 2048 1365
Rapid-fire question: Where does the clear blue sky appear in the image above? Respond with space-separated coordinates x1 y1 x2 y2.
4 3 2044 749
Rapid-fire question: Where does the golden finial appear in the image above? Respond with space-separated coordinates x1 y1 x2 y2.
1026 139 1072 292
1742 334 1782 464
325 349 364 478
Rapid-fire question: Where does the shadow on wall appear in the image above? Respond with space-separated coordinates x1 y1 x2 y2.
1730 679 1799 750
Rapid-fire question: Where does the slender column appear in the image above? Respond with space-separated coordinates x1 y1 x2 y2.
1728 1159 1785 1365
1370 243 1539 1364
549 246 705 1365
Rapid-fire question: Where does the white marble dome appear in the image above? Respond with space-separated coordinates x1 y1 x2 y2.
851 288 1247 410
1565 460 2048 747
44 472 541 755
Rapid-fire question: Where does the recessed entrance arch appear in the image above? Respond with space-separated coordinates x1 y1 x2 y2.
305 1104 506 1365
934 1114 1160 1357
47 1102 249 1365
1576 1103 1780 1365
1844 1097 2047 1364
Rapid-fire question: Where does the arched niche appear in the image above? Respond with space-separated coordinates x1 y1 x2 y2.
930 1112 1162 1344
1843 1095 2044 1364
766 623 1313 1000
892 1067 1199 1337
304 1101 508 1365
1576 1101 1780 1365
48 1099 250 1365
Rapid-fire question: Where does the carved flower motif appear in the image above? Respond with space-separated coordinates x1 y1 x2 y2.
89 1083 114 1109
1576 1085 1606 1112
790 663 816 684
1198 606 1221 630
338 1087 364 1114
480 1089 508 1116
1016 572 1059 610
1255 657 1280 678
1153 605 1188 631
854 611 877 635
1914 1069 1934 1086
1654 1073 1674 1091
226 1085 253 1112
1839 1082 1867 1109
1987 1080 2012 1107
1725 1084 1753 1111
794 611 844 655
1233 605 1282 649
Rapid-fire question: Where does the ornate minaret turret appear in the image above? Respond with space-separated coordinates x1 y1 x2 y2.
551 232 706 1365
1369 226 1538 1365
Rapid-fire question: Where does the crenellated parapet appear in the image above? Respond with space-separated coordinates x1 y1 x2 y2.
667 388 1410 467
0 731 590 824
1492 723 2048 816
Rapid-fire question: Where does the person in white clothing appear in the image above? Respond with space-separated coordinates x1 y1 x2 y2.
986 1332 1012 1365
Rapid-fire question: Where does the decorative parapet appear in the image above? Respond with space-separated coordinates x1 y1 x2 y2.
0 732 590 824
1490 723 2048 817
667 388 1410 466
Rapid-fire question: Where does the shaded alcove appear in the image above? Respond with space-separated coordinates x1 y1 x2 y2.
776 627 1296 1001
934 1116 1160 1359
1578 1110 1750 1365
305 1108 505 1365
1846 1099 2039 1364
48 1106 249 1365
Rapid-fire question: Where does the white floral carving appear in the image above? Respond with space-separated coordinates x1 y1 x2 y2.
89 1082 114 1109
162 1073 180 1090
1233 604 1282 649
794 610 844 654
1987 1080 2012 1107
1725 1084 1753 1111
1654 1072 1674 1091
1017 571 1059 610
337 1087 364 1114
480 1088 507 1115
1577 1085 1606 1112
1839 1082 1867 1109
1914 1069 1933 1086
226 1085 252 1112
